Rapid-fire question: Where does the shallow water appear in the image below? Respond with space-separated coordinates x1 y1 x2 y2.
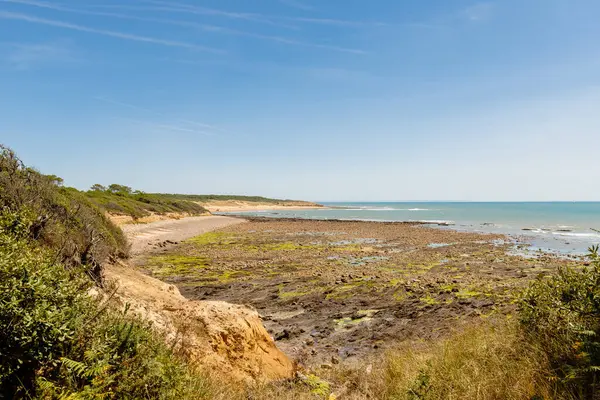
223 202 600 255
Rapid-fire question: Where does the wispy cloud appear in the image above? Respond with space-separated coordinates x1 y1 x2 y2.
278 0 314 12
2 40 77 70
0 10 224 53
135 0 385 29
284 16 388 27
94 97 225 135
463 2 495 22
122 118 216 136
139 0 299 29
0 0 61 11
2 0 366 54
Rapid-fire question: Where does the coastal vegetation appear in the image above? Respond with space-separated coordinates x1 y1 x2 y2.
1 144 599 399
84 185 310 221
85 184 209 220
155 193 304 203
0 146 213 398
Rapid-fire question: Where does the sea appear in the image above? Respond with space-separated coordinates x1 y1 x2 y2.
223 202 600 256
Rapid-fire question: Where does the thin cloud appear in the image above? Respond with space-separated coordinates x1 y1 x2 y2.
3 0 366 54
463 2 494 22
140 0 299 29
284 16 388 27
3 40 78 70
278 0 314 11
0 10 224 53
134 120 216 136
141 0 385 28
0 0 62 11
94 97 225 134
114 117 216 136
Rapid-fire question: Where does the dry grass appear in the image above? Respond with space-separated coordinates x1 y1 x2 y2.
203 320 562 400
379 321 555 400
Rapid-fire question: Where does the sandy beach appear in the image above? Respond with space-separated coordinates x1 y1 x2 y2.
201 199 324 213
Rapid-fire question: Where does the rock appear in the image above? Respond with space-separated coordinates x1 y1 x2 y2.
103 262 295 382
275 330 291 341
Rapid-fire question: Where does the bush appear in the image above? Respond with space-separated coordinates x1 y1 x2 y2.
520 246 600 398
0 145 128 280
0 209 213 398
84 188 209 220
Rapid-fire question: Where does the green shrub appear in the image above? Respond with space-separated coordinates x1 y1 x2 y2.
84 188 209 220
0 145 128 279
0 210 212 399
0 210 92 397
520 246 600 398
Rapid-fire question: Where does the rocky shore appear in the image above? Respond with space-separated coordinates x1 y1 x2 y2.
138 217 576 367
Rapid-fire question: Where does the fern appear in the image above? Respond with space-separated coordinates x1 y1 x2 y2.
61 357 94 379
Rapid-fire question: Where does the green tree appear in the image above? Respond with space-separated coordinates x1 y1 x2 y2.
43 174 64 186
107 184 133 196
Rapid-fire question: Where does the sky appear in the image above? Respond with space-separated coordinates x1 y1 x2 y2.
1 0 600 201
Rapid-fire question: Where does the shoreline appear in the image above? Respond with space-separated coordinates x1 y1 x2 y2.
222 214 589 259
200 199 325 213
139 216 578 367
211 205 326 213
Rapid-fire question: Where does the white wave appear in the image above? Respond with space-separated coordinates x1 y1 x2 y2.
343 207 396 211
338 218 392 222
522 227 600 239
411 220 455 225
342 207 433 211
552 231 600 238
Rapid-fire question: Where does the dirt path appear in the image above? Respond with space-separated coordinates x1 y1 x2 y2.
122 216 245 257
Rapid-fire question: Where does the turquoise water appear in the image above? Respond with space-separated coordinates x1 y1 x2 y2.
225 202 600 255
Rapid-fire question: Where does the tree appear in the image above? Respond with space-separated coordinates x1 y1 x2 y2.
90 184 106 192
43 174 64 186
107 184 133 196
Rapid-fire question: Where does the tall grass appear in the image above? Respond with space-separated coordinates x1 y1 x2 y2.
379 322 553 400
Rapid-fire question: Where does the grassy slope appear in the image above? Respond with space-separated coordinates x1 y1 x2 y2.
152 193 317 204
84 191 210 219
84 192 317 221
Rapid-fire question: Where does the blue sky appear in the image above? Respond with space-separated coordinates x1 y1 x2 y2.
1 0 599 201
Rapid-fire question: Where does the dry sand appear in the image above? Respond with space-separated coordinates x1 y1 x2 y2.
200 200 323 213
121 215 245 256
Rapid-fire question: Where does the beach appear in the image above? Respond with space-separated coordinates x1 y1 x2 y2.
201 199 324 213
136 216 579 367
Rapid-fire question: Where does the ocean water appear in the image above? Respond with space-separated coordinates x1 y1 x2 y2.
225 202 600 255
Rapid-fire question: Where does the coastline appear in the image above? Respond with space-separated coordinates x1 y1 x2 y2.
219 214 590 260
139 216 578 367
218 202 600 256
201 199 325 213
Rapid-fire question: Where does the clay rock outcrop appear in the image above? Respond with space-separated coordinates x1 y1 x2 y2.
103 262 294 382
